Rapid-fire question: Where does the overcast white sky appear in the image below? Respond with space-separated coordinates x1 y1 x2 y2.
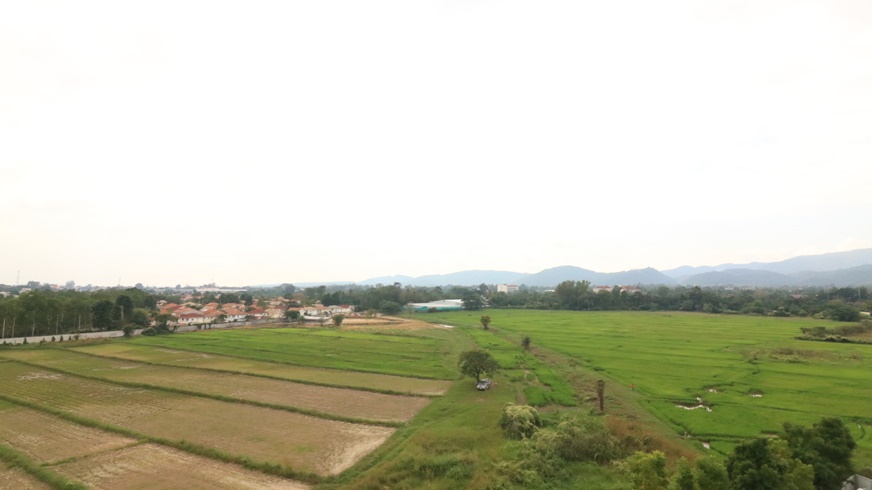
2 0 871 287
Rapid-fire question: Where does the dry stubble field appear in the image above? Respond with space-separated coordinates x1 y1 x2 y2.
0 321 457 488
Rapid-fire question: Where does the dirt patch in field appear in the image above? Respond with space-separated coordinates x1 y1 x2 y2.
340 317 445 331
0 407 135 463
325 424 394 474
0 465 50 489
53 443 309 489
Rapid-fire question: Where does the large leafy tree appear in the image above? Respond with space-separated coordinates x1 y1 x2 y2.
19 290 46 336
726 438 812 490
783 417 856 490
92 300 116 331
458 350 499 382
461 291 484 310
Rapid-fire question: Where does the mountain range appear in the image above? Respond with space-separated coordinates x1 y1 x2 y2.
356 248 872 288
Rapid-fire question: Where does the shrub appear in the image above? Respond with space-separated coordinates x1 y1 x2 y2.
551 412 624 463
626 451 668 490
499 403 542 439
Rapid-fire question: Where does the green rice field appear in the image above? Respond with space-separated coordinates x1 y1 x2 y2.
421 310 872 464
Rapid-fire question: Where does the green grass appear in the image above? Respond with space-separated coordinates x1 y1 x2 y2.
419 310 872 466
450 319 577 407
124 327 460 379
0 441 86 490
321 379 517 489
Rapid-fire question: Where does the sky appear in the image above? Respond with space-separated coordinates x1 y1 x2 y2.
2 1 871 287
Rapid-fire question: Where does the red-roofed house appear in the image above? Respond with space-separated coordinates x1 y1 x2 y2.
222 308 247 322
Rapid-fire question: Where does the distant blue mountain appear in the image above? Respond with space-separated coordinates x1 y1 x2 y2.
269 248 872 289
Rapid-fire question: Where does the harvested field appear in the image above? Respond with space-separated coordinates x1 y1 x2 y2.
1 349 430 423
0 464 50 490
0 405 135 463
69 343 451 395
339 317 443 331
0 362 394 476
125 327 456 378
53 443 309 490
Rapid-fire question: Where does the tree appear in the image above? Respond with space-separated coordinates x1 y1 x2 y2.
726 438 812 490
693 456 730 490
461 290 484 310
480 315 491 330
670 458 695 490
458 350 499 382
783 417 856 490
332 314 345 326
554 280 591 310
285 309 300 321
129 308 151 327
378 301 402 316
92 300 116 331
521 335 531 350
19 290 46 337
220 293 239 304
115 295 134 325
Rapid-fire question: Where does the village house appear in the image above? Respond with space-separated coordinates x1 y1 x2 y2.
222 307 247 322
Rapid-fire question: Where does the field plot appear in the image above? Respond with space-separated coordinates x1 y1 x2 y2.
425 310 872 463
1 349 430 423
0 361 394 476
53 443 309 490
0 464 49 490
0 404 135 463
123 327 457 379
71 342 452 395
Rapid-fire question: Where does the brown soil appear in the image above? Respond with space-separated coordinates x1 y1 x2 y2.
340 317 444 331
0 406 135 463
0 465 50 490
53 443 309 489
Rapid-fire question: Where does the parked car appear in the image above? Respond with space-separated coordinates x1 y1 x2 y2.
476 379 492 391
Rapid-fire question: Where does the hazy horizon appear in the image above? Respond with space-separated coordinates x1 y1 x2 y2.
3 1 871 287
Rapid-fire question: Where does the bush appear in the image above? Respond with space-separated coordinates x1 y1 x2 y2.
140 327 157 336
122 325 135 337
625 451 668 490
551 412 624 463
499 403 541 439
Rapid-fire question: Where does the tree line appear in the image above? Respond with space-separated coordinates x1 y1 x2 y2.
488 281 868 321
2 280 867 339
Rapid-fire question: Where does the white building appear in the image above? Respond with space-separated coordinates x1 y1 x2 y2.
497 284 519 293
